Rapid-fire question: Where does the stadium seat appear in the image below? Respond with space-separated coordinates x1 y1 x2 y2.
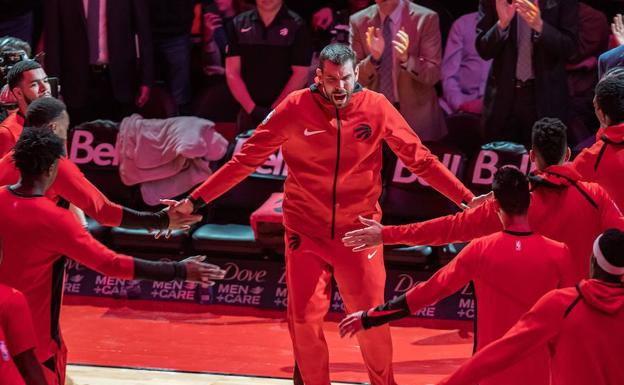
191 130 286 256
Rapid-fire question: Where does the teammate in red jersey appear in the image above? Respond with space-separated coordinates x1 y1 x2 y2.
0 128 226 385
340 166 573 385
169 43 481 385
436 228 624 385
0 96 201 234
344 118 624 282
0 243 48 385
571 73 624 210
0 285 47 385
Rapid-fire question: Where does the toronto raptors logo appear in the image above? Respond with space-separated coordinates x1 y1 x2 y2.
354 124 372 141
288 233 301 250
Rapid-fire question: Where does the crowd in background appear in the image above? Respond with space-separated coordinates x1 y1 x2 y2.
1 0 623 151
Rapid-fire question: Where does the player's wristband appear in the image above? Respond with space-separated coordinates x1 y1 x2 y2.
361 294 411 330
133 259 187 281
120 207 169 230
188 196 207 213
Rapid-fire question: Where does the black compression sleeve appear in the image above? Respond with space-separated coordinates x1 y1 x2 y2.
120 207 169 230
361 294 411 330
188 196 207 213
133 259 187 281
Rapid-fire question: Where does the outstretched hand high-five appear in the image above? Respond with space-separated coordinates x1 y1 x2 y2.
342 216 383 252
153 198 199 239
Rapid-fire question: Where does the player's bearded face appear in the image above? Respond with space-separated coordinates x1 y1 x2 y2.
316 60 358 109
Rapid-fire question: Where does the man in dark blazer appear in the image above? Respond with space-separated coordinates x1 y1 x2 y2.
44 0 154 124
476 0 578 147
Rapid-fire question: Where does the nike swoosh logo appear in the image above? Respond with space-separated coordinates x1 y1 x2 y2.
367 250 377 260
241 27 252 33
304 129 325 136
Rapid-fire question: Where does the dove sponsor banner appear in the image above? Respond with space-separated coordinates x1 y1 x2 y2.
64 257 474 321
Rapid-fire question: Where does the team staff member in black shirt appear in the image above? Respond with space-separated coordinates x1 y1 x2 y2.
225 0 312 131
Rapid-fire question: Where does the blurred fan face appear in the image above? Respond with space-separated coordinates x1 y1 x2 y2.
215 0 233 13
256 0 282 14
316 60 359 109
375 0 400 15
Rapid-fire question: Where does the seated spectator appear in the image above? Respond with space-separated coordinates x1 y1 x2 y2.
566 2 609 145
350 0 446 141
225 0 312 132
439 11 491 115
148 0 197 115
598 13 624 78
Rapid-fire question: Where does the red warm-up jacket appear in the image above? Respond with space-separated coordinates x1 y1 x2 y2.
571 123 624 210
0 111 24 158
439 279 624 385
0 153 123 226
383 165 624 281
190 85 474 239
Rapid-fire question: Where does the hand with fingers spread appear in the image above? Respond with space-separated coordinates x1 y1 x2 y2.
338 310 365 338
342 216 383 252
393 28 410 64
203 12 223 42
180 255 226 285
612 14 624 46
366 26 385 61
153 199 201 239
515 0 543 33
495 0 516 30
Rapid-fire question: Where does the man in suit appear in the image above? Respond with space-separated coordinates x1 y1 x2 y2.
350 0 446 141
477 0 578 148
44 0 154 124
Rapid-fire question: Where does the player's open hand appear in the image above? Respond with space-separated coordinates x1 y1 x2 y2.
342 216 383 252
339 311 365 338
181 255 226 285
154 199 201 239
366 26 385 61
612 14 624 46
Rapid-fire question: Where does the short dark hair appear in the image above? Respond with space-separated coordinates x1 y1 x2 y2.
318 43 356 70
598 228 624 270
602 66 624 80
595 75 624 123
0 36 32 57
7 59 41 90
492 166 530 216
13 127 65 176
25 97 66 128
531 118 567 166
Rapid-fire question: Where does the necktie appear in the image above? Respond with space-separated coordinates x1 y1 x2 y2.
378 16 395 102
515 14 534 81
88 0 100 64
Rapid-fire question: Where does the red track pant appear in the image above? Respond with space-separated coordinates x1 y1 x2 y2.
285 230 397 385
